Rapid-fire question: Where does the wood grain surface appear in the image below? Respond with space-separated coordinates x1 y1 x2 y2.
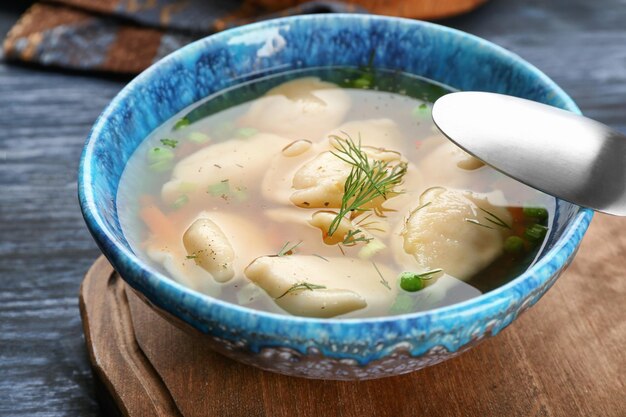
2 0 626 415
80 213 625 417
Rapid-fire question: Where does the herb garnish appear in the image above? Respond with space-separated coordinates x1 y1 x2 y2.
464 207 511 230
172 194 189 209
277 241 302 257
160 138 178 148
185 254 198 260
328 134 407 236
372 262 391 290
479 207 511 229
464 218 494 229
342 229 373 246
276 282 327 299
173 117 190 130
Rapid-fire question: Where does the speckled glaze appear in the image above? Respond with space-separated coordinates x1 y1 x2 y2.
79 14 593 380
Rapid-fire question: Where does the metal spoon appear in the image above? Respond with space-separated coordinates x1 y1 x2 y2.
431 91 626 216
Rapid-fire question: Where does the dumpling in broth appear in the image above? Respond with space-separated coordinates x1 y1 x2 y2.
325 118 407 152
399 187 512 280
290 146 405 210
161 133 289 205
149 211 271 286
245 255 397 318
418 135 485 189
239 77 351 141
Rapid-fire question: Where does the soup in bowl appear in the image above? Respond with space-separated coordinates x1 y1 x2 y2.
79 14 592 380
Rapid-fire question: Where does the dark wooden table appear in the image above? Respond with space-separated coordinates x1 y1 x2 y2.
1 1 624 415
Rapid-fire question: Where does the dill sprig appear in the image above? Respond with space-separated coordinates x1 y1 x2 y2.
312 254 330 262
464 207 511 230
414 268 443 280
342 229 373 246
276 282 326 299
480 207 511 229
277 241 302 257
328 134 407 236
372 262 391 290
464 218 494 229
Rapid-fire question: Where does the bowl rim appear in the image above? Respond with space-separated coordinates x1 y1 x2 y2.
79 13 594 327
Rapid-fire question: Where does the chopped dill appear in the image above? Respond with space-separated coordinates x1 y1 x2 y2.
312 254 330 262
464 208 511 230
173 117 190 130
414 268 443 280
276 282 326 299
328 133 407 236
479 207 511 229
185 254 198 259
277 241 302 257
464 218 494 229
342 229 373 246
372 262 391 290
160 138 178 148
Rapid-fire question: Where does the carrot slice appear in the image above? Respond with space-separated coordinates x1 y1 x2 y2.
139 204 177 240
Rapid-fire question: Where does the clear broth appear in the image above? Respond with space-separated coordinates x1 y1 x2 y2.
117 67 554 318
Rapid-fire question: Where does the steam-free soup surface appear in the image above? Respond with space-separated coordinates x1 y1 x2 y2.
117 68 553 318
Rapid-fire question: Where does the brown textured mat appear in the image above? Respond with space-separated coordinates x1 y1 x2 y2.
3 0 487 74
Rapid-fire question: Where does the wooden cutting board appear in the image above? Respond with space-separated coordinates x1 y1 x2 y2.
79 214 625 417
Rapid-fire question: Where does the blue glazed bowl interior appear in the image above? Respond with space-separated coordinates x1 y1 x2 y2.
79 15 592 361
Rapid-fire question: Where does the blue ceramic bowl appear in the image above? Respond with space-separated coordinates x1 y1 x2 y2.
79 14 593 380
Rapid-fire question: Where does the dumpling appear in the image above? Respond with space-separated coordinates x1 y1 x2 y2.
398 187 512 280
417 135 485 189
290 146 405 210
161 133 289 204
325 118 407 152
183 218 235 282
149 211 271 286
238 77 351 141
261 139 323 205
244 256 397 318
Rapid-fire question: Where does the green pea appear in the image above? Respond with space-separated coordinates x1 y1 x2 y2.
399 272 425 292
504 235 525 254
147 146 174 164
523 206 548 220
525 224 548 241
390 294 414 315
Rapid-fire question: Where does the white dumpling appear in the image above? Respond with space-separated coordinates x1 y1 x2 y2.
148 211 271 286
161 133 289 204
290 147 404 209
183 218 235 282
244 256 397 318
325 118 407 152
261 139 323 205
417 135 485 189
238 77 350 141
399 187 511 280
